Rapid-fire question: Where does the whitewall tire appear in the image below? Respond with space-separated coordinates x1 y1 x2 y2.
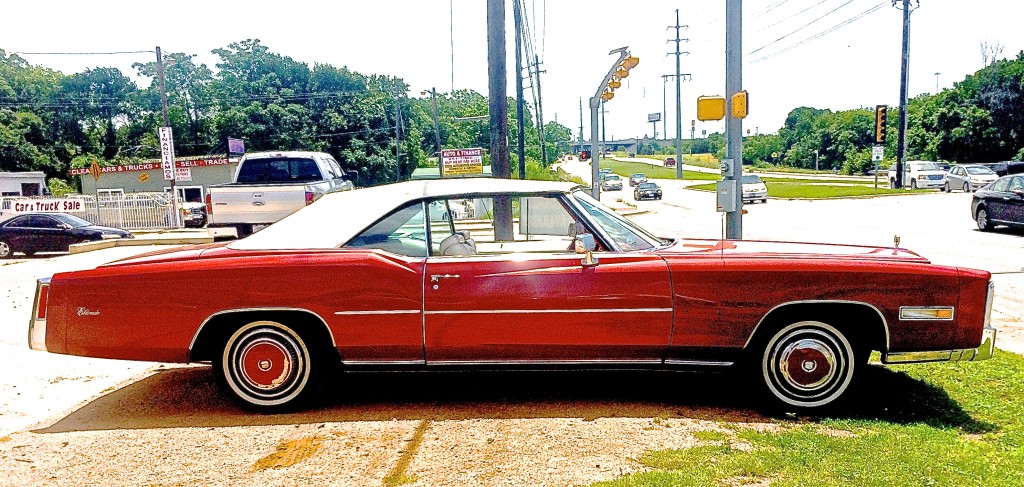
219 320 314 411
760 321 857 411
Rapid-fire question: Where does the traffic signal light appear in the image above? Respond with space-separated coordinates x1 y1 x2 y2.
875 105 888 144
697 96 726 121
606 55 639 96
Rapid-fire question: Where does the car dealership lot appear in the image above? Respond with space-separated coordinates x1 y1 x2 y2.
1 191 1022 485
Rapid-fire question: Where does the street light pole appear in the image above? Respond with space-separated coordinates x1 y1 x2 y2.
589 47 636 200
934 71 940 93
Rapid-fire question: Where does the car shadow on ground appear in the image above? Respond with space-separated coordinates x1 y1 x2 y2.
33 363 991 434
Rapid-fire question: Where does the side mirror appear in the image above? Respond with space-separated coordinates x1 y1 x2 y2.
575 233 596 253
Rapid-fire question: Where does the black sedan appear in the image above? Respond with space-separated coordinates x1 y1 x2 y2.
971 174 1024 231
0 213 132 258
634 182 663 200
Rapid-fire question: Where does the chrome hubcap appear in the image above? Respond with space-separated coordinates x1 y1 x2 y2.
779 339 836 391
0 242 9 257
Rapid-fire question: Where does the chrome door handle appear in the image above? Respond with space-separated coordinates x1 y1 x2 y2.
430 274 461 282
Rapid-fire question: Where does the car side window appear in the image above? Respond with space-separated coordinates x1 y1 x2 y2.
5 216 32 228
345 202 427 257
1009 177 1024 192
991 178 1010 192
33 216 61 229
427 195 583 256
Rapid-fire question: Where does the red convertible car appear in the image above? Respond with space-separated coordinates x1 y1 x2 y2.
29 178 996 412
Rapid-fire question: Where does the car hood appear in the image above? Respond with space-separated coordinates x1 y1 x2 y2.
658 238 930 263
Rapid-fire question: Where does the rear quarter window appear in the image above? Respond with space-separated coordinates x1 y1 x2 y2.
236 157 323 183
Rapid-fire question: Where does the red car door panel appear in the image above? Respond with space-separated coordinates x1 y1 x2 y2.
423 253 672 363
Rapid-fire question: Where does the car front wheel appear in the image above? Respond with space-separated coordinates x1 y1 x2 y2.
943 182 950 192
963 182 971 193
976 207 993 231
218 320 316 411
0 239 12 259
911 179 918 190
759 321 858 412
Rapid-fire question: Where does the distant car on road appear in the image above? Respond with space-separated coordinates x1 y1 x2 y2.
742 175 768 204
634 182 662 200
946 164 998 193
663 157 676 167
629 173 647 187
600 174 623 191
972 174 1024 231
0 213 132 258
599 168 612 179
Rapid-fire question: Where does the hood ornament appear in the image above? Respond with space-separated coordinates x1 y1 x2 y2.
894 235 901 248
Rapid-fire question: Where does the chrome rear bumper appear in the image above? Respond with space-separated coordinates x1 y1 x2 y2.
882 327 996 364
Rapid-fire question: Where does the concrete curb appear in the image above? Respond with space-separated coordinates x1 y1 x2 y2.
69 233 213 254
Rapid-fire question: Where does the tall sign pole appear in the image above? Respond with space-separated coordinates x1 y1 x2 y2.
156 46 180 228
513 0 527 179
724 0 743 239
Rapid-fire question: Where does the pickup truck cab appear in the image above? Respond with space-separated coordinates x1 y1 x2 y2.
206 151 354 238
888 160 946 190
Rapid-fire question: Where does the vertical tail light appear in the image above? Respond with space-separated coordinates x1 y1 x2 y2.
205 193 213 214
29 278 50 352
305 191 315 206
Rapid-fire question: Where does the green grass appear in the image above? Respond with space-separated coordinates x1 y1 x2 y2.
592 350 1024 487
602 159 720 181
689 181 909 199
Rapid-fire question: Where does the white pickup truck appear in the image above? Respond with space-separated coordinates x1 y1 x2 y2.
887 160 947 190
206 151 355 238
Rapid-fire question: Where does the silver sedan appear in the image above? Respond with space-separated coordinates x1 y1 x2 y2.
945 164 998 192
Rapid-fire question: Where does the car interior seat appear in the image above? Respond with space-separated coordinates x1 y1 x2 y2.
439 231 476 256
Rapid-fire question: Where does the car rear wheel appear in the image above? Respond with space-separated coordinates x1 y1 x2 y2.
0 240 11 259
759 321 858 412
976 207 993 231
911 179 918 190
217 320 316 411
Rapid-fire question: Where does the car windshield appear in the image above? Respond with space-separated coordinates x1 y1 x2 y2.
966 166 995 175
605 175 620 181
236 157 322 183
571 190 665 251
49 213 93 228
638 183 657 189
742 175 763 184
631 174 645 178
913 162 942 171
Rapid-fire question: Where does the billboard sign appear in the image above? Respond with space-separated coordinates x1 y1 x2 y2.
441 148 484 177
648 112 662 122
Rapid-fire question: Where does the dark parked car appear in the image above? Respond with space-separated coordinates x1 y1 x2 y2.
634 182 663 200
0 213 132 258
971 174 1024 231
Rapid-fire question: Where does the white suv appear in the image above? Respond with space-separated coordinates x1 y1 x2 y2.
888 161 947 190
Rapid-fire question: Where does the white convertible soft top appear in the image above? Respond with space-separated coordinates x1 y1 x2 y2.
230 177 578 250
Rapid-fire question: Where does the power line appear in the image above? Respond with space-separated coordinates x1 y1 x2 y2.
748 0 856 56
756 0 795 16
751 1 888 63
754 0 830 33
14 50 154 55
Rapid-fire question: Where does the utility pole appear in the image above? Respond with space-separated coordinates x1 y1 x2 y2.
669 10 689 180
394 86 403 179
725 0 743 238
156 46 180 228
423 88 442 175
487 0 512 240
579 97 584 155
513 0 526 178
534 55 547 165
893 0 918 189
